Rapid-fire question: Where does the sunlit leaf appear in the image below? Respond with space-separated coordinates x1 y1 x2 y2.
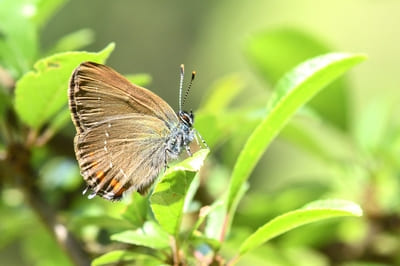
31 0 66 28
0 0 39 76
246 28 350 129
238 199 362 256
227 53 367 212
14 43 115 129
150 149 209 235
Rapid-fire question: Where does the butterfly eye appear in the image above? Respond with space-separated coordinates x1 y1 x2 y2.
179 111 193 127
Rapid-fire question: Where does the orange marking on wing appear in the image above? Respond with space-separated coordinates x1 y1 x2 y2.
114 186 128 198
90 160 99 168
95 171 105 182
109 179 121 190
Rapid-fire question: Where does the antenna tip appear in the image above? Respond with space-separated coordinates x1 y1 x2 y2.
191 71 196 80
180 64 184 73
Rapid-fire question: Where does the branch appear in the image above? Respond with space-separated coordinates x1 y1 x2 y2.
6 143 91 266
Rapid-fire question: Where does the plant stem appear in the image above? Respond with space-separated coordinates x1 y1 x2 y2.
6 143 91 266
219 214 230 242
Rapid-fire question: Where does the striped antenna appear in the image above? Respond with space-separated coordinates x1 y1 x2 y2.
182 71 196 108
179 64 184 112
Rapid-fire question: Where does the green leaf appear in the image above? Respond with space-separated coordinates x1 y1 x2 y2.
150 149 209 235
92 250 163 266
239 199 362 256
31 0 66 29
246 28 351 129
14 43 115 129
125 73 152 87
111 221 170 249
122 192 149 228
48 28 95 54
354 98 392 153
0 0 39 76
47 107 71 133
183 174 200 213
227 53 367 212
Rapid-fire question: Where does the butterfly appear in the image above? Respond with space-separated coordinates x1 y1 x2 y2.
68 62 206 200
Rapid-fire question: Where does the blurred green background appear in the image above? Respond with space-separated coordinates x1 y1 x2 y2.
2 0 400 265
42 0 400 112
40 0 400 191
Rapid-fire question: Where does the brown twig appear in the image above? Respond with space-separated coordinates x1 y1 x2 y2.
5 142 91 266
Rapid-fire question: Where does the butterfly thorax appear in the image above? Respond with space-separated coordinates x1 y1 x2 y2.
165 111 195 159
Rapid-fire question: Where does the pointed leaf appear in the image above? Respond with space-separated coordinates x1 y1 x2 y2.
227 53 367 212
239 199 362 256
246 28 350 129
150 149 209 235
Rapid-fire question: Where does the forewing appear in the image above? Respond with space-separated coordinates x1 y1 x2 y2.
75 114 171 200
69 61 178 133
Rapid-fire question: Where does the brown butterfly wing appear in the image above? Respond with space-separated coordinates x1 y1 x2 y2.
75 114 169 200
68 62 179 200
69 61 179 133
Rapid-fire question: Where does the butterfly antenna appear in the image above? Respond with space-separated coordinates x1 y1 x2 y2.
182 70 196 108
179 64 185 112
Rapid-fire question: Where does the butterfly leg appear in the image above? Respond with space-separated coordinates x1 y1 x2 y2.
194 129 208 149
164 149 171 172
185 145 192 157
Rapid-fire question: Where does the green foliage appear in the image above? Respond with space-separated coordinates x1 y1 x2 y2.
227 53 366 213
14 43 114 130
150 149 209 236
111 221 170 249
239 199 362 256
5 1 400 266
246 29 351 129
92 250 164 266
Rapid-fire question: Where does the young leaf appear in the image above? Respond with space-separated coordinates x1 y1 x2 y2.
111 221 170 250
150 149 209 235
14 43 115 129
238 199 362 256
227 53 367 212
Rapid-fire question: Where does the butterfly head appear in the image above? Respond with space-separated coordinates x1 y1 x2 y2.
178 110 194 128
